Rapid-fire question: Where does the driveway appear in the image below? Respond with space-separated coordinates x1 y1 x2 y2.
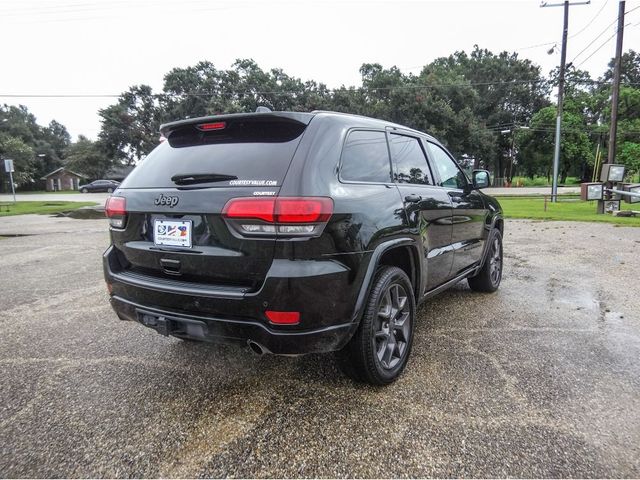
0 215 638 477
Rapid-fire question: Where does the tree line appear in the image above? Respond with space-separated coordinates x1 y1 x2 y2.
2 46 639 191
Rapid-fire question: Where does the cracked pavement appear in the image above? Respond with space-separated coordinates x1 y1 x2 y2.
1 215 639 477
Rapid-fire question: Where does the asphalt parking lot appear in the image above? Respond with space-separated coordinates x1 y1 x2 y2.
1 215 639 477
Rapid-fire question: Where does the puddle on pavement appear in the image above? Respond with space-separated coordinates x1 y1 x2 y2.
0 233 36 238
547 276 601 312
52 208 105 220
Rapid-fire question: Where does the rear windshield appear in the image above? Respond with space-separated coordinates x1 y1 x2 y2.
120 119 307 189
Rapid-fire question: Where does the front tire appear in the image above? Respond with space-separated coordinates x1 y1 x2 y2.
468 230 503 293
107 188 113 193
338 266 415 385
81 188 88 193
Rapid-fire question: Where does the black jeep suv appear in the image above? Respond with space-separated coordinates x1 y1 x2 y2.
103 110 503 384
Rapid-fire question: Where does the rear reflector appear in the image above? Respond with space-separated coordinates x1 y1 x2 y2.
105 196 126 217
197 121 226 131
265 311 300 325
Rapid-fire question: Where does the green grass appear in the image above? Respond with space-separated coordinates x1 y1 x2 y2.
498 196 640 226
510 176 581 187
0 201 97 216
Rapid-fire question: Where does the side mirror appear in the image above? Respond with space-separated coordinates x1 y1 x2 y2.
472 170 490 189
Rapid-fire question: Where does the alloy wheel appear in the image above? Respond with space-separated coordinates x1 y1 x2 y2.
374 283 411 370
489 236 502 285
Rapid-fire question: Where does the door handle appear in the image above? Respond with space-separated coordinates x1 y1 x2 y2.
404 194 422 203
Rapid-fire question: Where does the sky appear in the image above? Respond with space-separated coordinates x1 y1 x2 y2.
0 0 639 141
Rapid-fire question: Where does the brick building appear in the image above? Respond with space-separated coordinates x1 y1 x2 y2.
41 167 87 191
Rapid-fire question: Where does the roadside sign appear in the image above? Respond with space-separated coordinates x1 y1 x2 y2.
4 159 14 173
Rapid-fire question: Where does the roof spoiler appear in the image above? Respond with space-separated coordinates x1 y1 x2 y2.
159 111 314 138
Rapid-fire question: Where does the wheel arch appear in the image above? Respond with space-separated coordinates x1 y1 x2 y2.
477 214 504 271
349 238 420 328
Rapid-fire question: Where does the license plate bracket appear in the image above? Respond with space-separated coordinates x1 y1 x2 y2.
153 219 193 248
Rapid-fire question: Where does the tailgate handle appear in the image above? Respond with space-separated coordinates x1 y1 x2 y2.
160 258 181 275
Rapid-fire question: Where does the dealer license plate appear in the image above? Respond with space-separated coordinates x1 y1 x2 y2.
153 219 192 248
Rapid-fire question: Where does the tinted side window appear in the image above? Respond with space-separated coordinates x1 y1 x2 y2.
340 130 392 183
389 134 431 185
428 143 468 189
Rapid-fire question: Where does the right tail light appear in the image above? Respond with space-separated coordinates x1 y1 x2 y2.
222 196 333 238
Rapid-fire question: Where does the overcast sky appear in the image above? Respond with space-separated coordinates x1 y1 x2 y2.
1 0 638 140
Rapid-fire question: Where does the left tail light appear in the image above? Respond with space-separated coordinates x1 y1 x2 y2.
105 196 127 229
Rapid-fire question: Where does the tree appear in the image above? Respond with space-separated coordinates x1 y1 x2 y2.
64 135 113 180
42 120 71 159
617 142 640 181
98 85 161 164
603 50 640 86
517 106 593 182
0 134 36 189
91 52 569 182
0 104 72 183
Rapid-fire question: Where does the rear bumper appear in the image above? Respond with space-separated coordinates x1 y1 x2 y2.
103 246 361 354
110 295 354 354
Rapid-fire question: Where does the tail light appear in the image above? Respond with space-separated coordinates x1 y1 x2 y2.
222 197 333 237
105 196 127 228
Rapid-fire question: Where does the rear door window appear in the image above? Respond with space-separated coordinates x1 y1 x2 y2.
340 130 392 183
389 133 433 185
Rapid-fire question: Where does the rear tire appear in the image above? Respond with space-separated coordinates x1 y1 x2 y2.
107 188 113 193
468 230 503 293
338 266 415 385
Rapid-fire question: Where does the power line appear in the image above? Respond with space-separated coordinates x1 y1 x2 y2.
569 0 610 38
569 15 619 63
4 78 639 99
514 40 558 52
569 5 639 65
574 29 619 68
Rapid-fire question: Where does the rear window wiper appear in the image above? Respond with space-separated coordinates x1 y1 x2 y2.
171 173 238 185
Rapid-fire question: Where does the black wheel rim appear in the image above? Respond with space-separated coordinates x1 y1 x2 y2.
489 236 502 285
374 283 411 370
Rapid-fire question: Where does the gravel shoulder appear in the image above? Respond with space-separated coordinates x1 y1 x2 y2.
0 217 638 477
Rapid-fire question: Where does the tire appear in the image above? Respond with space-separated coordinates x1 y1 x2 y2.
107 188 113 193
338 266 416 385
468 230 503 293
81 188 88 193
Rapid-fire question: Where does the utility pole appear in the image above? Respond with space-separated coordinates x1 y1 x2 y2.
541 0 590 202
606 0 625 166
596 1 626 214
